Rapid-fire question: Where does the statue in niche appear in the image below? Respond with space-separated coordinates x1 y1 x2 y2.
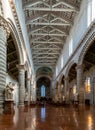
5 82 14 100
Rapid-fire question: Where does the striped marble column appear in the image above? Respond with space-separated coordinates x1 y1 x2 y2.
76 64 84 104
0 27 7 113
17 65 25 106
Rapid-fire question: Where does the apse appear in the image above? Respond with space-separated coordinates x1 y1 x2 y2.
36 77 51 99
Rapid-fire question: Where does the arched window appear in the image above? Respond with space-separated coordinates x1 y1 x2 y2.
41 85 45 97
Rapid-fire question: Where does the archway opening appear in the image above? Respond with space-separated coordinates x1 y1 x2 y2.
83 40 95 104
7 35 19 80
6 34 20 105
36 77 51 102
60 75 65 102
68 63 77 103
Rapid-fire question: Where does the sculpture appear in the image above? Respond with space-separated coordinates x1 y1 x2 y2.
5 82 14 100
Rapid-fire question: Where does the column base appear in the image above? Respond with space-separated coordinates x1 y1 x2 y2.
18 102 24 107
30 101 36 107
0 108 4 114
19 102 24 107
24 101 28 106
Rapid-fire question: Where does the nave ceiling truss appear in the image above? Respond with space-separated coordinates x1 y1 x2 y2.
23 0 82 74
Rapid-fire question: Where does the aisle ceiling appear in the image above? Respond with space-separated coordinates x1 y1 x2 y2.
22 0 82 76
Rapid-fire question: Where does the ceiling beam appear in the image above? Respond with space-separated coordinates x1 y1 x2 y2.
88 51 95 57
7 51 17 57
84 60 95 66
25 12 73 25
31 33 67 36
33 60 57 63
33 57 57 59
34 62 56 64
26 21 71 26
34 63 56 65
32 48 61 50
33 55 59 58
32 44 62 48
52 11 73 24
8 60 18 65
31 36 64 42
23 0 41 8
8 67 17 72
30 26 68 35
32 52 59 54
52 0 79 11
7 39 13 43
24 7 77 12
30 26 47 33
32 41 63 44
23 0 79 12
13 71 18 75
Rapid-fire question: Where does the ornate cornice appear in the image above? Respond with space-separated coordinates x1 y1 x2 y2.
9 0 22 33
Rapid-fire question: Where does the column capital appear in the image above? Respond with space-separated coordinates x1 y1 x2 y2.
27 77 31 81
26 71 31 80
16 64 26 70
64 77 69 81
76 64 84 70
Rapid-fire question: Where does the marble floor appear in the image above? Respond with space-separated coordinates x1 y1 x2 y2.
0 104 95 130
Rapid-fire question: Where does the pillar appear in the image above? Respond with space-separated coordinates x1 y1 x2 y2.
64 77 70 103
17 65 25 106
76 64 84 104
0 27 7 113
30 83 32 102
26 75 31 105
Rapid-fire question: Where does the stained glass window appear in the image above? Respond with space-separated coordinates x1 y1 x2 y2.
41 85 45 97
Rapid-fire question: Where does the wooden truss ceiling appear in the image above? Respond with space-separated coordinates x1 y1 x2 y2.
7 35 19 80
23 0 82 71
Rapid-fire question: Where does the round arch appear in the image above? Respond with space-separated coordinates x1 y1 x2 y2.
78 32 95 65
55 81 58 89
36 75 52 81
65 60 77 78
7 19 24 64
36 76 51 99
59 74 65 85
